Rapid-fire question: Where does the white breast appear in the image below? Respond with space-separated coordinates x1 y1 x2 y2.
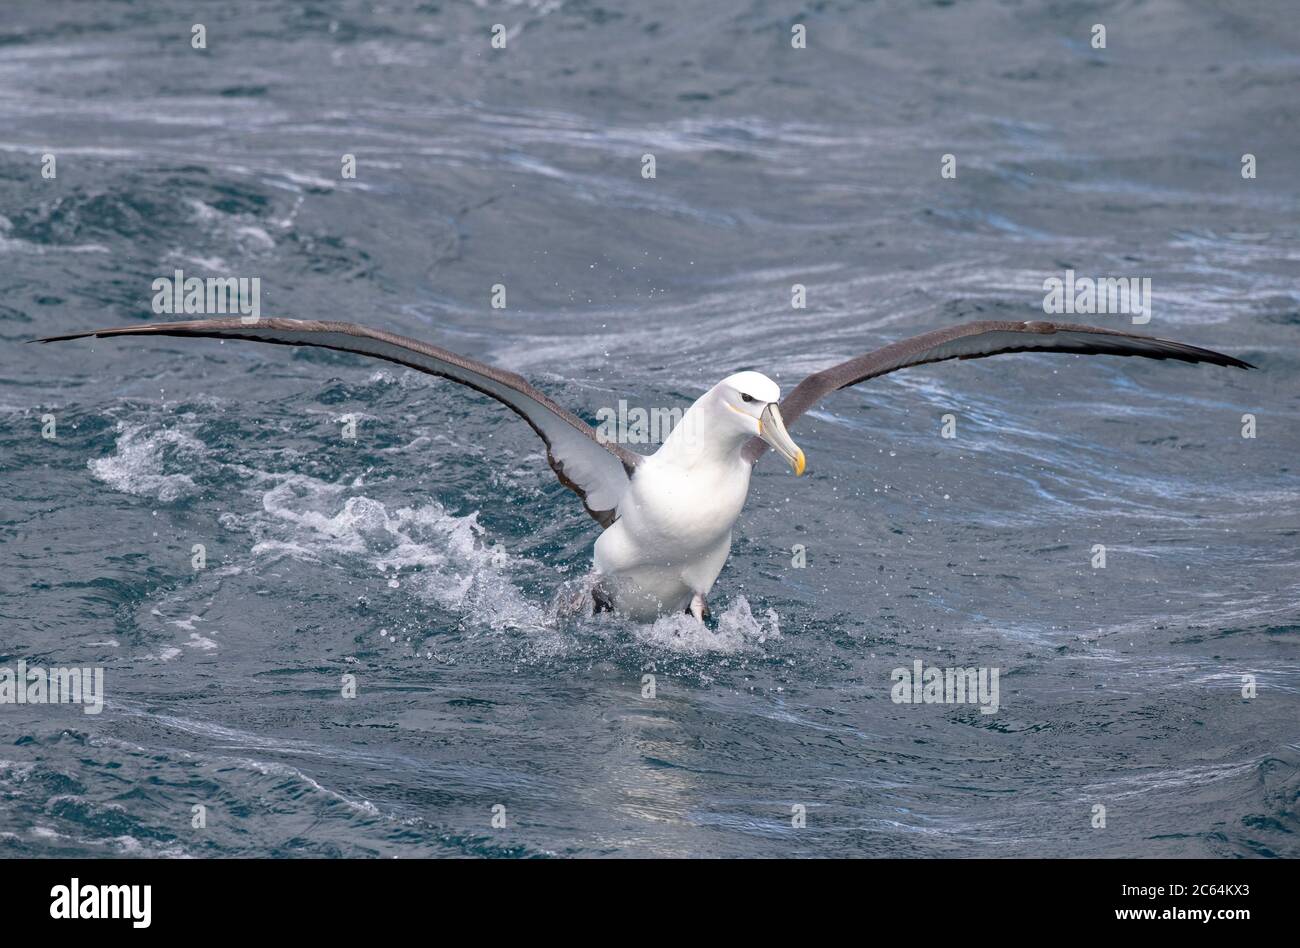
593 453 753 617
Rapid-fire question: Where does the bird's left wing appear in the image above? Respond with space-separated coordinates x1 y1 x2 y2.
34 318 641 527
745 319 1253 463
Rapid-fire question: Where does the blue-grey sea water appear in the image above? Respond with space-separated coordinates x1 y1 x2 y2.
1 0 1298 858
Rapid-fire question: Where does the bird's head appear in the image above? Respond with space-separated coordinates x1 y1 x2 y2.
714 371 805 476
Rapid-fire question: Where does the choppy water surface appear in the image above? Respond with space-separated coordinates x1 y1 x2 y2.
1 1 1298 857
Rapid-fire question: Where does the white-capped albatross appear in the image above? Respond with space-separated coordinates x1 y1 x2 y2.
35 318 1252 621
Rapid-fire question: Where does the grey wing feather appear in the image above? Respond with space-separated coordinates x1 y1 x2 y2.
34 318 641 527
745 320 1253 463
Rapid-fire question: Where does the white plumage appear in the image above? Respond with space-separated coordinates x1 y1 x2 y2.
594 371 799 619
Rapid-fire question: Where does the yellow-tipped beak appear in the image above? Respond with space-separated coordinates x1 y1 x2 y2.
759 403 806 476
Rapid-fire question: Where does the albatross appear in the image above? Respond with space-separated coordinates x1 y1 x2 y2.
36 318 1252 621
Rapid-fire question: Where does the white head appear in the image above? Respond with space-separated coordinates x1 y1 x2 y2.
704 371 806 475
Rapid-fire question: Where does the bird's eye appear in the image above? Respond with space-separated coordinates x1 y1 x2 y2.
740 393 756 403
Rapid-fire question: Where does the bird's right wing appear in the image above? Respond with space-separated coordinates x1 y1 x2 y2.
35 318 641 527
746 319 1253 462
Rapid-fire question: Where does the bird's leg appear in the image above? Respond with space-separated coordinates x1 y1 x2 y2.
592 581 615 615
687 593 710 623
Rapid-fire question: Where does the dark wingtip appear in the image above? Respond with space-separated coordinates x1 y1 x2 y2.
1214 352 1256 370
30 331 97 344
32 325 174 344
1173 343 1253 371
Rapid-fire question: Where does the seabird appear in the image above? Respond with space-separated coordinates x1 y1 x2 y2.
36 318 1252 621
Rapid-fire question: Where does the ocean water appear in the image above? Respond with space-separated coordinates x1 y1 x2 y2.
1 0 1298 858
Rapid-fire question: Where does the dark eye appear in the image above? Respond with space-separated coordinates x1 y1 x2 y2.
740 393 756 403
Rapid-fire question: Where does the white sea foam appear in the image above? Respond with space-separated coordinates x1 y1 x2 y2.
88 422 204 502
0 235 110 255
253 474 547 632
181 199 276 254
635 596 780 655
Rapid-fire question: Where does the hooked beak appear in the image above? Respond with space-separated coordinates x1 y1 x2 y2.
758 403 805 476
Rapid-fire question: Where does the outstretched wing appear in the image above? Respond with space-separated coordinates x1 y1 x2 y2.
745 320 1253 463
35 318 641 527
